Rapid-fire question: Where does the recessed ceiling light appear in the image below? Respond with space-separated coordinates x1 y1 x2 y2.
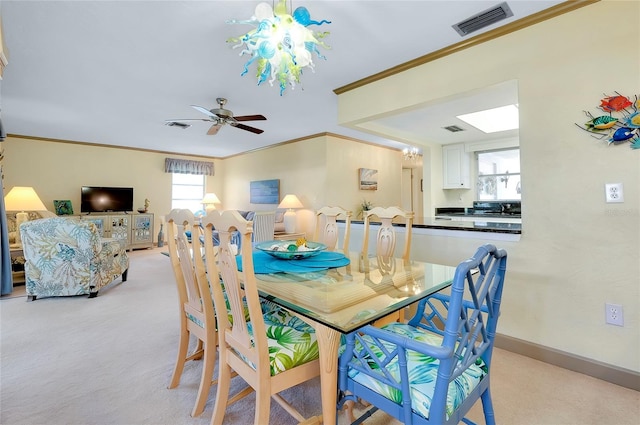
456 104 519 133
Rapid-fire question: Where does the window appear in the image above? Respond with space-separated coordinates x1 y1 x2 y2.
171 173 204 212
477 148 520 200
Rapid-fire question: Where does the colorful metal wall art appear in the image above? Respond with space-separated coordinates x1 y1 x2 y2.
576 92 640 149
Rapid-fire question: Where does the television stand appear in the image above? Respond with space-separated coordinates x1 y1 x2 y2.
79 212 154 250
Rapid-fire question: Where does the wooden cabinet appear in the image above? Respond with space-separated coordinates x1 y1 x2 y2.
10 248 25 285
82 214 130 247
442 143 471 189
80 213 153 250
130 213 154 249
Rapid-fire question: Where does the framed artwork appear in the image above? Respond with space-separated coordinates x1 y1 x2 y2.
250 179 280 204
53 200 74 215
359 168 378 191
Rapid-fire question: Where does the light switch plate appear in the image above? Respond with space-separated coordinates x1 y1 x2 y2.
605 183 624 203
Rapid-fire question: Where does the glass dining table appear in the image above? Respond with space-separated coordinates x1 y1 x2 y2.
245 250 456 425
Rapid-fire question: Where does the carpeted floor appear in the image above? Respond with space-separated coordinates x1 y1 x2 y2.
1 247 638 425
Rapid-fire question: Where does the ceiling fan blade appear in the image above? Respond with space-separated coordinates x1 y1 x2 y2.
165 118 212 123
234 114 267 122
231 122 264 134
207 123 222 135
191 105 217 118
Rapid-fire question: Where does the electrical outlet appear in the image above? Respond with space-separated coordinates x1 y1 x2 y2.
605 183 624 203
605 303 624 326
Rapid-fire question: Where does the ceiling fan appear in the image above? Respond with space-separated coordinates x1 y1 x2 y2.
165 97 266 135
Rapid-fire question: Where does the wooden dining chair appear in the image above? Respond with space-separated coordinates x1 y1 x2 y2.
313 206 352 255
200 210 322 425
362 206 414 262
362 206 414 326
166 209 217 417
338 244 508 425
252 210 276 244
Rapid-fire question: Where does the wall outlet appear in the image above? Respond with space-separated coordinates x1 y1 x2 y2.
605 303 624 326
605 183 624 203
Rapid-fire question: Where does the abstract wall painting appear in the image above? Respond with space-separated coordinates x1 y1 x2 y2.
250 179 280 204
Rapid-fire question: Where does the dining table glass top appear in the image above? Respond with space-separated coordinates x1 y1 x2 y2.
245 250 456 334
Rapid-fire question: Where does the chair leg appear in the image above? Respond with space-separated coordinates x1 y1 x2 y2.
192 339 204 360
254 378 271 425
168 321 190 389
481 388 496 425
122 269 128 282
27 295 37 302
211 360 233 425
89 291 98 298
191 341 216 417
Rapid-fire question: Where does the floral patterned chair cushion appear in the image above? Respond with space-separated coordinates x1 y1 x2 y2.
20 217 129 300
239 304 319 376
347 322 487 421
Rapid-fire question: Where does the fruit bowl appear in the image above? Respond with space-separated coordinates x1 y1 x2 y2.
255 240 327 260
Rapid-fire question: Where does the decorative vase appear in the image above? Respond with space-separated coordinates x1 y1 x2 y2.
157 224 164 248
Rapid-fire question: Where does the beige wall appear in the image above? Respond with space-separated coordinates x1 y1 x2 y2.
3 133 403 239
222 134 403 235
337 0 640 372
1 137 223 232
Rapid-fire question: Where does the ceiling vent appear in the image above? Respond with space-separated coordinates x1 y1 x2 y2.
165 121 192 129
443 125 465 133
452 2 514 36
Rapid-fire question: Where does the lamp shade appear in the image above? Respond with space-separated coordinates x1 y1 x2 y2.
202 192 221 212
202 192 221 205
278 194 303 210
4 186 47 211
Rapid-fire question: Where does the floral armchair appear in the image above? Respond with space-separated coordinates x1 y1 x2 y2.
20 217 129 301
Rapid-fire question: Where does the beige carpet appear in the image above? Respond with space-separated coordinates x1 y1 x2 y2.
1 248 638 425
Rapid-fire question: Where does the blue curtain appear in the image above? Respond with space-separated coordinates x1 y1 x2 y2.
164 158 214 176
0 160 12 295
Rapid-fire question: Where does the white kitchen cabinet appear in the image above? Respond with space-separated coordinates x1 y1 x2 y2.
442 143 471 189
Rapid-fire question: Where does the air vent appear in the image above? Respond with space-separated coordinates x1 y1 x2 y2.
166 121 192 129
443 125 465 133
452 2 514 36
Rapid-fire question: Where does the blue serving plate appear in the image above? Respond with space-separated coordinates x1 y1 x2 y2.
255 240 327 260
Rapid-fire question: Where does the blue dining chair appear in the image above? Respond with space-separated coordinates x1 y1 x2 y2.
337 244 507 425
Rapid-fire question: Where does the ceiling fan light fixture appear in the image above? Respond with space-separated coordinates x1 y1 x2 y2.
165 97 266 135
227 0 331 95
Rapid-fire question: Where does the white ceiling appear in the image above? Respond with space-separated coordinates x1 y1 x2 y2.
0 1 561 158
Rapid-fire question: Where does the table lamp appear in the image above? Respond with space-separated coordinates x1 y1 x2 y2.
202 192 221 213
4 186 47 247
278 194 303 233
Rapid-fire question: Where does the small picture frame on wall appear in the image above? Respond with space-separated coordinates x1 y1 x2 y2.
359 168 378 191
53 200 74 216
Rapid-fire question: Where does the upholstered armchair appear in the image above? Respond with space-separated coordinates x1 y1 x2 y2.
20 217 129 301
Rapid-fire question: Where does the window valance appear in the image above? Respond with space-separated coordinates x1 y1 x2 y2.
164 158 214 176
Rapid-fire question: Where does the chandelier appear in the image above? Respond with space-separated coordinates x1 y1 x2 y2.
227 0 331 95
403 147 420 161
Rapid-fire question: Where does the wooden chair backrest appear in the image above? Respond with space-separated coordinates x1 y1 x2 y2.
252 211 276 244
200 210 268 373
313 206 352 255
362 206 414 262
166 209 215 338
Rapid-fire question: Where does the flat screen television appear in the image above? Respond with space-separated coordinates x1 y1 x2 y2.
81 186 134 213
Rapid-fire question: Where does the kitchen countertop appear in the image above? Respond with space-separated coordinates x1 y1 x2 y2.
346 217 521 234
